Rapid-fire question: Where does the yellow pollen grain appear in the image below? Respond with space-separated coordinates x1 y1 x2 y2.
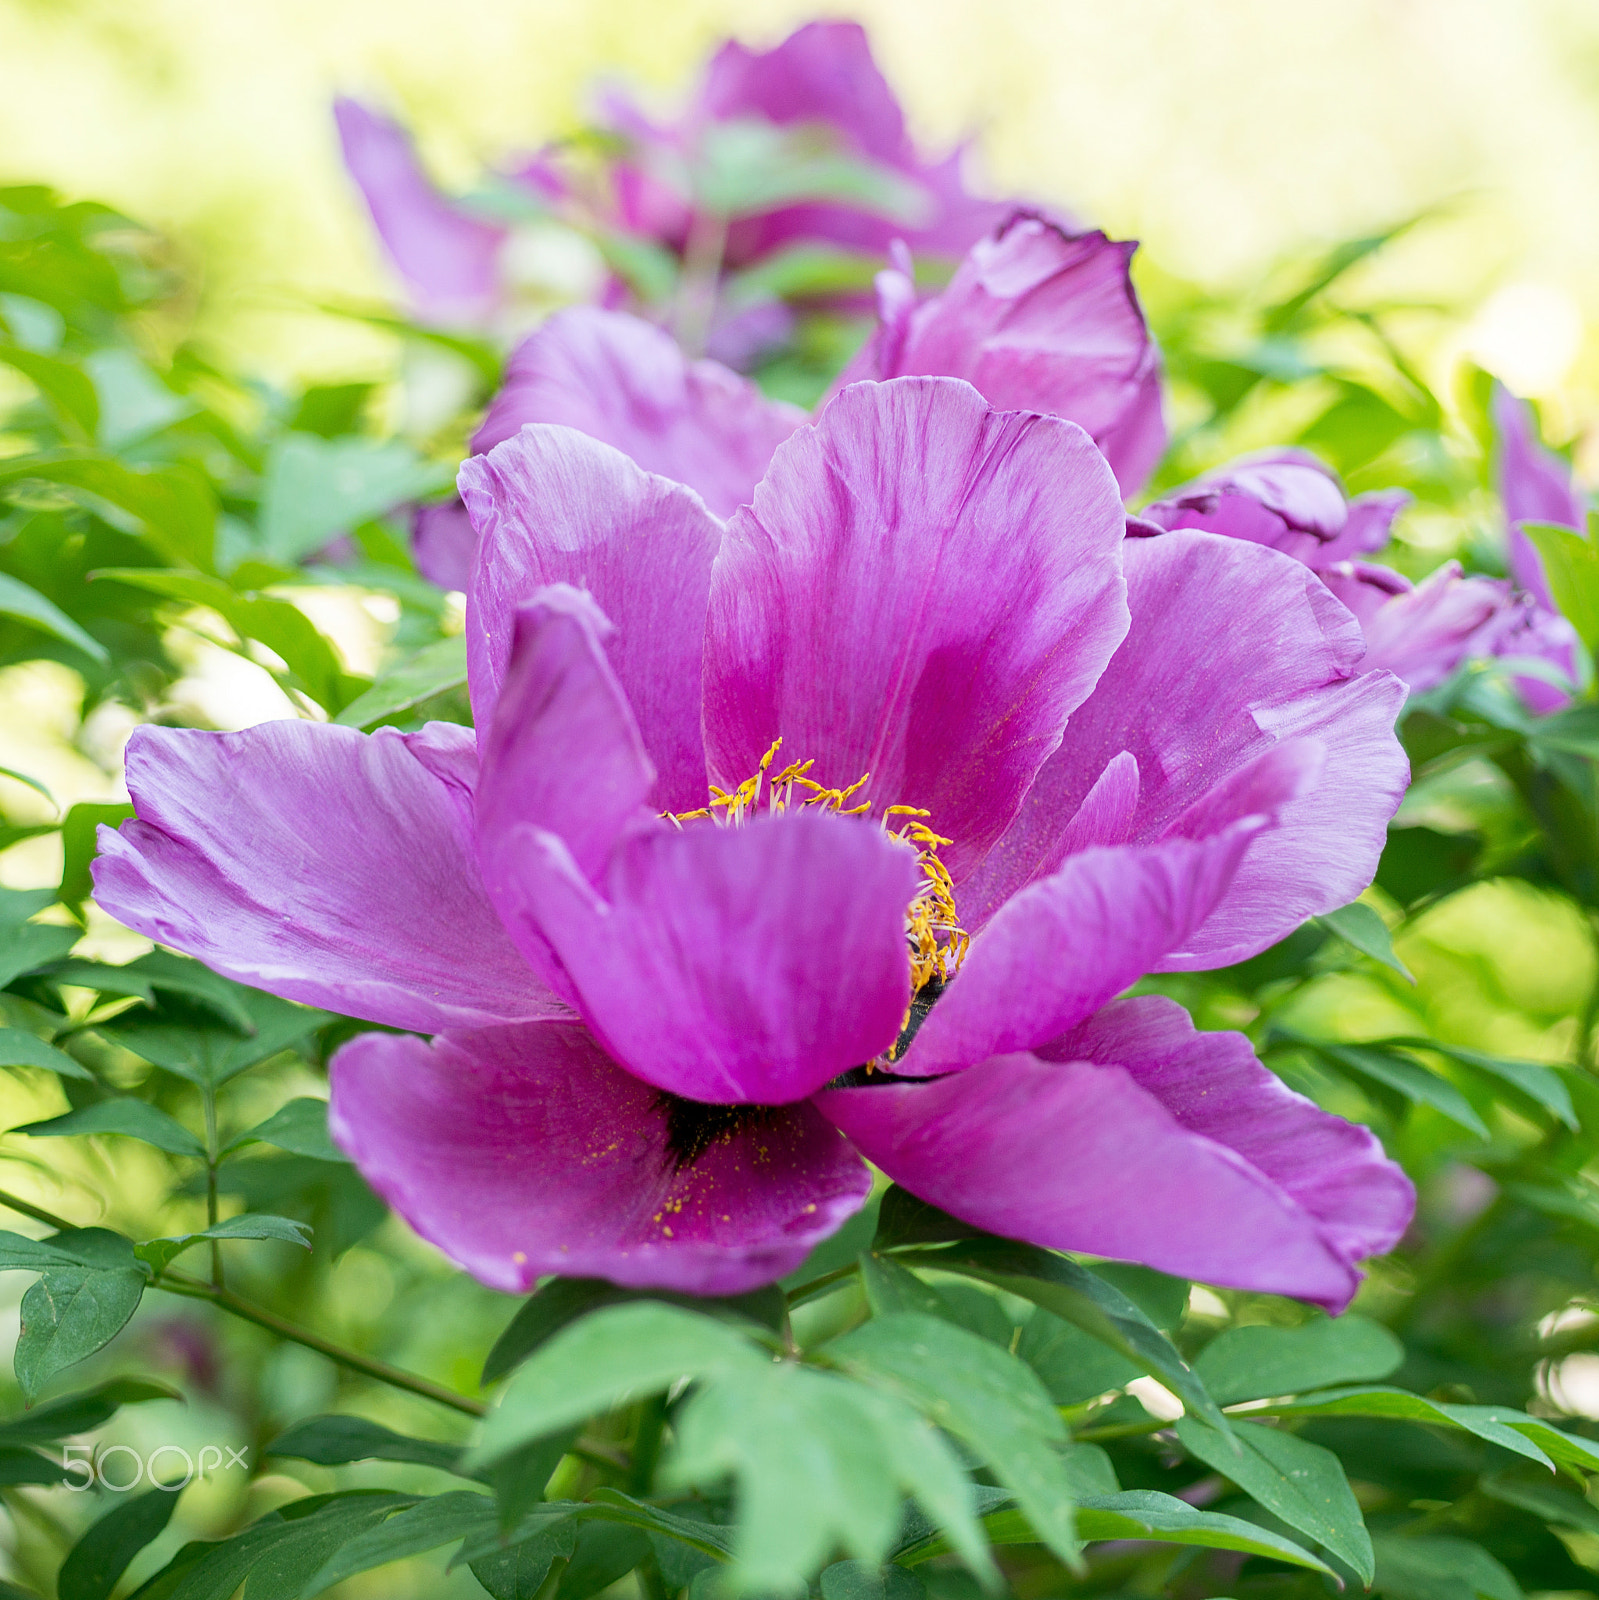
663 736 971 1004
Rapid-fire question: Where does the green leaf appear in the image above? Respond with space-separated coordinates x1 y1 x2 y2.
665 1356 993 1594
1256 1386 1587 1469
0 764 55 807
1383 1037 1577 1128
1480 1467 1599 1534
333 634 468 728
0 1444 72 1486
1371 1535 1522 1600
113 991 331 1088
259 434 452 566
93 569 353 711
142 1491 413 1600
480 1279 785 1387
0 1376 179 1446
826 1312 1076 1569
465 1513 579 1600
58 801 133 915
0 451 216 569
1193 1313 1404 1405
301 1490 495 1597
0 921 80 988
897 1489 1333 1574
267 1414 465 1475
1175 1415 1373 1581
1315 900 1414 979
1523 523 1599 653
17 1098 206 1158
60 1484 182 1600
16 1264 144 1399
900 1235 1228 1434
0 1025 93 1079
467 1302 767 1471
0 1226 136 1274
692 120 931 224
0 344 99 437
0 571 106 661
1307 1040 1489 1136
226 1098 347 1162
819 1561 926 1600
135 1215 311 1273
858 1252 956 1319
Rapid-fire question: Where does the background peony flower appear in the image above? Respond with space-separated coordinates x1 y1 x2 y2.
96 378 1412 1308
835 215 1165 496
1490 384 1586 710
1144 449 1529 696
415 209 1162 587
336 21 1008 335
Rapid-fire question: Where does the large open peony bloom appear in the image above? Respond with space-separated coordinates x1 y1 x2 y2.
96 379 1412 1308
415 211 1162 587
1141 448 1551 697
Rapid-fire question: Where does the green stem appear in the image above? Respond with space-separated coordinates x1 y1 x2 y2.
1577 910 1599 1073
202 1081 222 1289
0 1186 482 1416
1073 1416 1175 1443
672 206 729 358
629 1393 668 1495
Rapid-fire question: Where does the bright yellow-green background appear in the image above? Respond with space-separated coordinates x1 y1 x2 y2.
5 0 1599 446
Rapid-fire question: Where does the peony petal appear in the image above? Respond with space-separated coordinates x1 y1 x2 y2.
704 377 1128 883
411 499 478 592
497 810 916 1106
1043 995 1415 1267
471 308 802 519
900 824 1265 1077
962 531 1407 960
700 23 1009 264
331 1023 870 1295
333 99 505 325
1317 489 1409 566
476 589 655 887
1493 383 1587 608
1324 560 1513 695
852 217 1166 497
1142 449 1347 566
92 721 560 1032
817 1046 1363 1310
462 424 724 812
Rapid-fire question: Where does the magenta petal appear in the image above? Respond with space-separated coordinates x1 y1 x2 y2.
701 22 911 165
93 721 560 1031
967 531 1408 961
1317 489 1409 566
471 309 803 519
476 589 655 887
461 424 723 813
900 824 1264 1077
499 811 916 1106
817 1046 1364 1310
1493 383 1587 608
331 1024 870 1295
333 99 505 325
863 217 1166 497
704 377 1128 882
1045 996 1415 1268
412 499 478 592
1326 560 1513 694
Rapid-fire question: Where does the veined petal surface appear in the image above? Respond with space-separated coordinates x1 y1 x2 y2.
704 376 1128 883
331 1024 870 1295
93 721 560 1031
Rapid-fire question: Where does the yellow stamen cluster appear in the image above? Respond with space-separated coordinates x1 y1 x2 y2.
666 738 969 996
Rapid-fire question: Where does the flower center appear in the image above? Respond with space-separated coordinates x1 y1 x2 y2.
666 737 969 998
656 1093 781 1172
